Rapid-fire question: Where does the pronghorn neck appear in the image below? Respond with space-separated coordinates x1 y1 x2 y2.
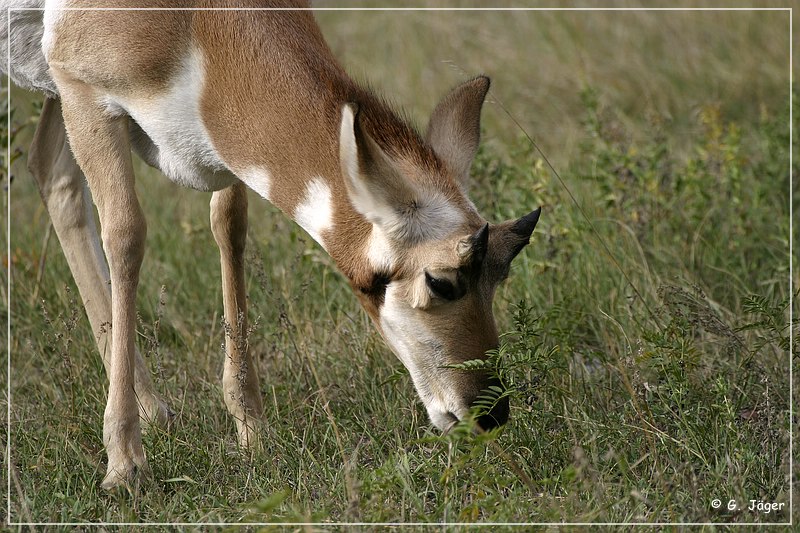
281 92 473 301
190 10 476 299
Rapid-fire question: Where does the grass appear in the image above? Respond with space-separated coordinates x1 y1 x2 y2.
3 5 796 528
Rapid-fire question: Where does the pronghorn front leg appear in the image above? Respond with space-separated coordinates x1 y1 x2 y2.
52 75 148 490
28 98 173 430
210 182 263 447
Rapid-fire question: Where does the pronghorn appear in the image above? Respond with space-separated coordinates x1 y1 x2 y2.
4 0 541 490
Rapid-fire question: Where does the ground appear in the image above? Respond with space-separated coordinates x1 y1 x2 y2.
2 3 796 527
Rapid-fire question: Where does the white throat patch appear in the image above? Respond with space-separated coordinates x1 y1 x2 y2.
294 177 334 250
237 167 273 202
365 225 395 272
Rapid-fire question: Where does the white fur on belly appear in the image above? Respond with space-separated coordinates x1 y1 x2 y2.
104 46 236 192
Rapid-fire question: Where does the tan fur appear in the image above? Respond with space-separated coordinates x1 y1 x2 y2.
210 182 263 446
48 68 150 489
192 1 470 286
28 98 172 428
44 0 191 93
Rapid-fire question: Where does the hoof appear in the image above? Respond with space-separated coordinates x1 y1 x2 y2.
101 460 150 492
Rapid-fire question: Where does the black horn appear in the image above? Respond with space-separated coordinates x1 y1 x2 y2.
512 207 542 241
458 223 489 267
491 207 542 270
507 206 542 260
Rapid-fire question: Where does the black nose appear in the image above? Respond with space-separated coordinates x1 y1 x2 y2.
475 393 509 431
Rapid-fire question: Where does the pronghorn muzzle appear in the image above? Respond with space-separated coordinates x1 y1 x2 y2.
473 377 510 431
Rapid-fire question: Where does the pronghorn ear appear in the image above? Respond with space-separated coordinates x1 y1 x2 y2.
339 103 419 240
425 76 490 190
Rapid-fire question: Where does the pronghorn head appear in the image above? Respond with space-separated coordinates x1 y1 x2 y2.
339 76 540 432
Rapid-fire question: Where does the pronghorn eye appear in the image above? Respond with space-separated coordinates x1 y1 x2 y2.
424 271 458 301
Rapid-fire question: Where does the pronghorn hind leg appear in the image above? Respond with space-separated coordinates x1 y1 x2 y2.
210 182 263 447
45 80 151 490
28 97 174 430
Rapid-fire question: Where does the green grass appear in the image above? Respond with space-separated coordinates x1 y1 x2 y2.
3 6 796 527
